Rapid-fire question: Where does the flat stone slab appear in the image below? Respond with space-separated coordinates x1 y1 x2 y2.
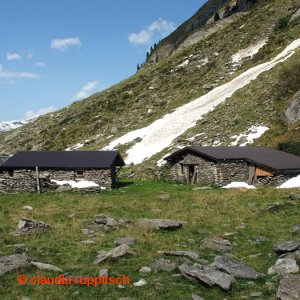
277 274 300 300
268 258 299 275
178 263 234 291
138 219 184 230
291 225 300 234
149 258 176 272
273 240 300 253
0 254 32 275
200 237 232 252
85 215 130 232
31 261 62 272
12 218 50 236
93 244 130 265
115 237 136 246
213 255 262 279
159 250 201 261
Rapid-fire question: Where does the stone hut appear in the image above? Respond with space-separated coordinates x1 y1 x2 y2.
0 151 125 193
164 146 300 186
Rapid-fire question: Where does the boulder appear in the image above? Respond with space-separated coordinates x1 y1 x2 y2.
159 250 201 261
0 254 32 275
291 225 300 234
93 244 131 265
178 263 234 291
157 193 171 201
214 255 262 279
149 258 176 272
133 279 147 287
31 261 62 272
283 91 300 125
115 237 136 246
86 215 130 232
268 258 299 275
12 218 50 236
273 240 300 253
289 8 300 24
138 219 184 230
139 266 152 274
277 274 300 300
200 237 232 252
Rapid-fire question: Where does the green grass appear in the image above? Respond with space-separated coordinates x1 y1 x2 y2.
0 180 299 299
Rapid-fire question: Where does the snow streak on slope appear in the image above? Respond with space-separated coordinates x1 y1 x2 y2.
0 120 28 132
104 39 300 165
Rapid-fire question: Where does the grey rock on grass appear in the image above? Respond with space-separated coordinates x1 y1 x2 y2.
179 263 234 291
0 254 31 275
149 258 176 272
11 218 50 236
277 274 300 300
273 240 300 253
200 237 232 252
138 219 184 230
268 258 299 275
214 255 262 279
93 244 131 265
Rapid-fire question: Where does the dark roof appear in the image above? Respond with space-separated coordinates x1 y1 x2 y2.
0 151 125 169
164 146 300 172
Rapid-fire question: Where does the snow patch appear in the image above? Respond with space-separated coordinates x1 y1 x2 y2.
277 175 300 189
231 125 269 146
65 140 90 151
104 39 300 165
51 179 104 189
231 39 268 63
177 59 189 68
222 182 256 189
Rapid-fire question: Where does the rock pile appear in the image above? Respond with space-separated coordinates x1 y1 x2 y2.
11 218 50 236
83 215 130 234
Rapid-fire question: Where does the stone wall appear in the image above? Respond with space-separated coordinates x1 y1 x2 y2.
169 152 217 184
215 161 249 185
256 174 295 187
0 168 115 193
0 169 36 193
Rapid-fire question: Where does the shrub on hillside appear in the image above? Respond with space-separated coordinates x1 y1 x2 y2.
278 141 300 156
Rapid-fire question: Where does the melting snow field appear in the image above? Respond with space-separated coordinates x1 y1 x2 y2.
231 39 268 63
277 175 300 189
51 180 104 189
231 125 269 146
222 182 256 189
104 39 300 165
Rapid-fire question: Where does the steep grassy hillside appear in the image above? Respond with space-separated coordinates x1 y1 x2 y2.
0 181 299 299
0 0 299 175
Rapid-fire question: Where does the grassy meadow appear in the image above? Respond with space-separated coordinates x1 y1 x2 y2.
0 180 299 299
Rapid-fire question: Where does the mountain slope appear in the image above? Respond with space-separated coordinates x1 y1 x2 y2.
0 0 299 177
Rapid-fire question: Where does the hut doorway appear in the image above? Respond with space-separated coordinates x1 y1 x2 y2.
187 165 197 184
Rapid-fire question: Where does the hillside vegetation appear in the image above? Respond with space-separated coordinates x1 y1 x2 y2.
0 181 299 299
0 0 299 176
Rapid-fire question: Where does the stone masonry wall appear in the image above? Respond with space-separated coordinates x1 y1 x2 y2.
256 173 295 187
0 168 114 193
169 152 217 184
215 161 249 186
169 152 250 186
0 169 36 193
